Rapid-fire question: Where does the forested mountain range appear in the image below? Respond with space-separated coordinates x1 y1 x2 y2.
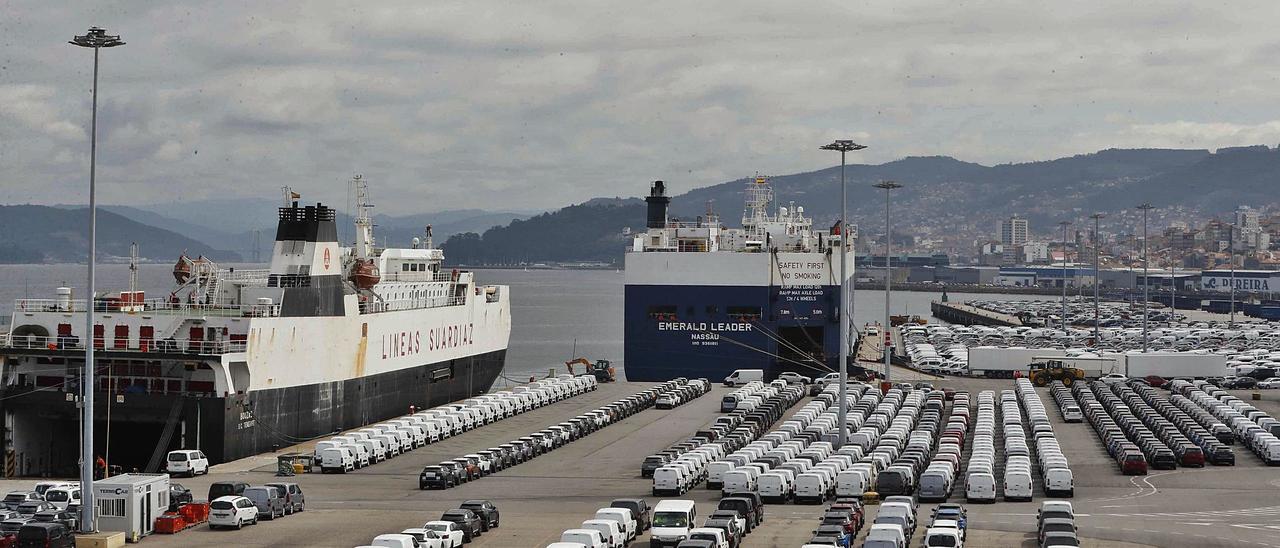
442 146 1280 264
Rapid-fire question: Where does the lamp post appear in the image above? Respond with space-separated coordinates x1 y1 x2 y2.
1229 224 1236 326
820 140 866 448
874 181 902 384
70 26 124 534
1136 203 1154 352
1059 221 1072 332
1090 213 1105 345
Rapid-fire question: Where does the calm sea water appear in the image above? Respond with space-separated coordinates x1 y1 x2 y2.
0 264 1054 379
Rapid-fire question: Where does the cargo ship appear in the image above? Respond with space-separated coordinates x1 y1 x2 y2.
0 178 510 476
623 177 852 381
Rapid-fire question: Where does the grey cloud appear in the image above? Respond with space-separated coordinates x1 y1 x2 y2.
3 1 1280 214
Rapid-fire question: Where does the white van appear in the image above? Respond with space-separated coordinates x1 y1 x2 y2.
165 449 209 477
757 472 791 503
358 438 388 462
836 469 869 497
707 462 736 490
594 508 636 542
794 473 827 504
313 440 345 461
320 447 355 473
966 472 996 503
650 500 696 548
560 528 606 548
721 469 756 496
373 433 401 456
1004 470 1033 501
333 438 370 467
1044 468 1074 497
653 467 688 496
866 523 906 548
581 519 624 548
723 369 764 387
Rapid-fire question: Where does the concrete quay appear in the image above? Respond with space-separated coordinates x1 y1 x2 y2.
4 379 1280 546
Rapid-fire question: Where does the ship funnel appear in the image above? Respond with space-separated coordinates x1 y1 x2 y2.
646 180 670 229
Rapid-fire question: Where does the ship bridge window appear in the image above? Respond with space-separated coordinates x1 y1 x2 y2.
647 305 677 321
677 239 707 252
727 306 762 322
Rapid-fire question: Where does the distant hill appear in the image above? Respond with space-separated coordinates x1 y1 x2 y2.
442 201 643 265
440 146 1280 263
669 148 1215 229
51 201 532 261
0 205 239 263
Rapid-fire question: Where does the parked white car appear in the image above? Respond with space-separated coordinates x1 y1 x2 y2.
208 495 259 529
400 527 460 548
419 521 467 547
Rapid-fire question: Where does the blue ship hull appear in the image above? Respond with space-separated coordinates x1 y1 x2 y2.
624 283 842 382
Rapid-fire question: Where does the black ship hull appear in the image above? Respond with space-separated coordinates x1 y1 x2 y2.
0 349 506 476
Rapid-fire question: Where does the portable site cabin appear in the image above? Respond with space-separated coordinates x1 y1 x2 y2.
95 473 170 542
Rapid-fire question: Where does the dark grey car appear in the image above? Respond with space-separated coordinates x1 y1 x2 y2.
242 486 284 520
264 482 304 514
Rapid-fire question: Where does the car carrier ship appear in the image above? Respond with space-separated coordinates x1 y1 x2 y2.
0 177 510 476
623 176 852 382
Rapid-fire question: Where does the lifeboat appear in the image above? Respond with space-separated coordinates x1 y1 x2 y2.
350 259 380 290
173 254 192 284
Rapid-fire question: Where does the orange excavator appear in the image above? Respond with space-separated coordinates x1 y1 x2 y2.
566 358 616 382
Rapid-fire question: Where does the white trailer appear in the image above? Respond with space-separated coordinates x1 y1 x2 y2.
1029 355 1121 378
968 347 1068 378
1118 352 1226 378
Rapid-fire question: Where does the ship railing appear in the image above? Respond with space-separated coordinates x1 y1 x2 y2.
379 271 456 283
359 295 466 314
662 220 711 229
2 334 248 355
218 268 271 284
14 298 280 318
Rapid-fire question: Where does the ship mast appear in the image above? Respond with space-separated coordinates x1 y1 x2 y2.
352 175 375 259
129 242 138 294
742 175 773 232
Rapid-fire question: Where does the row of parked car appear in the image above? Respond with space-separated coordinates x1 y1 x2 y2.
1115 382 1216 467
1036 501 1078 548
552 502 645 548
318 374 600 473
719 381 778 413
870 389 956 508
647 380 805 496
803 497 866 547
1012 380 1074 498
857 501 968 548
912 391 971 504
655 379 712 410
421 380 675 490
1069 381 1161 475
965 391 1013 503
716 387 866 505
0 481 82 543
207 482 306 530
1172 379 1280 464
345 500 500 548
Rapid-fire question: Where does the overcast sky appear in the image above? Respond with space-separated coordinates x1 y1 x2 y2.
3 1 1280 215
